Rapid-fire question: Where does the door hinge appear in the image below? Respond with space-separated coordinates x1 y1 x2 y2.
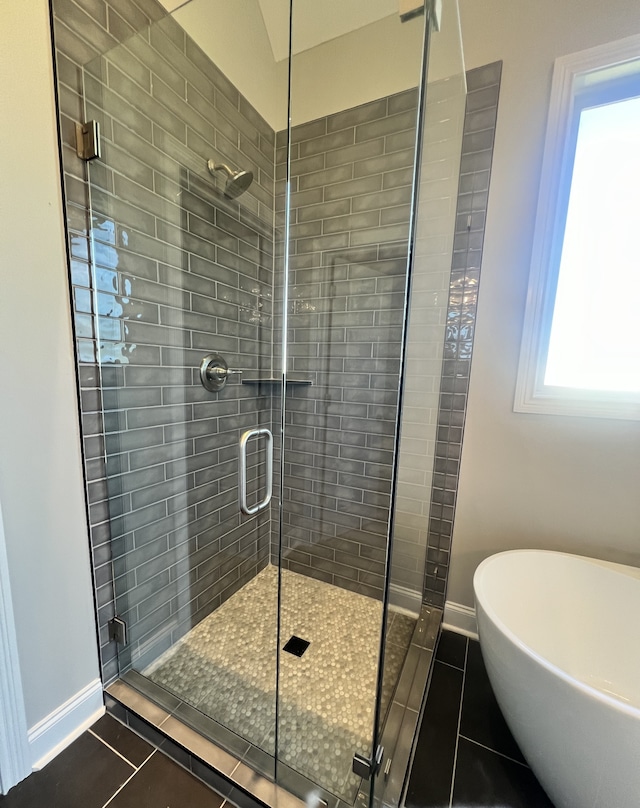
352 745 384 780
109 616 127 646
75 120 101 161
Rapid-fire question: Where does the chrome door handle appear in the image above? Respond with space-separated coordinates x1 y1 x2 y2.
239 428 273 516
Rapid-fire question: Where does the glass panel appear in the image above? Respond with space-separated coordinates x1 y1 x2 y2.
75 0 460 801
373 2 466 806
277 2 431 804
84 2 287 769
387 0 467 648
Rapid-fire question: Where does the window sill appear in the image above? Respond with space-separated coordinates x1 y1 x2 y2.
514 387 640 420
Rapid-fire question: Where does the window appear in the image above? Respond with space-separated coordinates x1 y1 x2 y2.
515 35 640 419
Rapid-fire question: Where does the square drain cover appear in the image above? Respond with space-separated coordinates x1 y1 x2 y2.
283 636 310 657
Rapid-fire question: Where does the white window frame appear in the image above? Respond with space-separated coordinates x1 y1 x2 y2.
514 34 640 420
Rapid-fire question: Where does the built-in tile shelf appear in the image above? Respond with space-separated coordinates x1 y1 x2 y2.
241 378 313 386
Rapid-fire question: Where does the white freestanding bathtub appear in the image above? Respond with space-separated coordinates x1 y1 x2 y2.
473 550 640 808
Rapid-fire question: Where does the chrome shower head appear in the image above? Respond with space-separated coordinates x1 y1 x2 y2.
207 159 254 199
224 169 253 199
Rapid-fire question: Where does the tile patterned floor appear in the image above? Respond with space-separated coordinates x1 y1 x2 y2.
0 715 225 808
405 630 556 808
145 565 415 801
1 629 558 808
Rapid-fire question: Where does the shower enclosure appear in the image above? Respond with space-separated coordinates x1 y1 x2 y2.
52 0 466 805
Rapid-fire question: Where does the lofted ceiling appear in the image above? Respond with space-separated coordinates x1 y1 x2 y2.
257 0 397 61
151 0 453 129
159 0 399 62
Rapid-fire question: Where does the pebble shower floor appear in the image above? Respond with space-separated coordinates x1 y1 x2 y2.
147 566 415 800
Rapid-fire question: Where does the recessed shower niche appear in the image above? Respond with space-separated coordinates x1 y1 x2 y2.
51 0 468 805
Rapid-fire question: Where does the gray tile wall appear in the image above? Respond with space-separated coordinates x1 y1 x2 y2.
392 72 467 605
274 92 420 601
52 0 277 680
52 0 490 680
423 62 502 607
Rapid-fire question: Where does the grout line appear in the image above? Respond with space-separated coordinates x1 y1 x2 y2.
458 735 530 769
100 749 157 808
434 658 465 673
230 758 243 778
89 728 137 770
448 637 468 808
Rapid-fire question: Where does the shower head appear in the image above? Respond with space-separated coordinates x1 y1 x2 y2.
207 159 254 199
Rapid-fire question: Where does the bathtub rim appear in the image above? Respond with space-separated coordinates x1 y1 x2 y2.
473 548 640 720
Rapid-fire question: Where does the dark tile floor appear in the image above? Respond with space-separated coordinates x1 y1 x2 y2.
1 631 555 808
0 714 226 808
405 630 556 808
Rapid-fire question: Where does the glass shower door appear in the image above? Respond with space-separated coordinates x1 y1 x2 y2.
371 2 467 806
275 1 431 804
73 0 464 804
82 8 284 762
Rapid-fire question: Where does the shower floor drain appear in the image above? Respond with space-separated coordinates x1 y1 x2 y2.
283 636 310 657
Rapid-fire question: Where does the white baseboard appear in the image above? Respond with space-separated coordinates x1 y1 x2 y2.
443 600 478 639
28 679 104 771
389 583 422 616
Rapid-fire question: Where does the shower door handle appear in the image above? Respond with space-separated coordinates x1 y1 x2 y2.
239 428 273 516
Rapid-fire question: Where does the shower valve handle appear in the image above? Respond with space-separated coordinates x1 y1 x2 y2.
208 365 242 381
200 353 242 392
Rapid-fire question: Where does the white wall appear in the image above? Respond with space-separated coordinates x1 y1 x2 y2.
0 0 101 769
289 14 424 128
170 4 427 131
448 0 640 608
173 0 288 129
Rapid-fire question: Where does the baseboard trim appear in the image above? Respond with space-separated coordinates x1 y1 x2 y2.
389 583 422 616
28 678 104 770
443 600 478 639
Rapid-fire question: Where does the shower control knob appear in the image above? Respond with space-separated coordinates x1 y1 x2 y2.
199 353 242 392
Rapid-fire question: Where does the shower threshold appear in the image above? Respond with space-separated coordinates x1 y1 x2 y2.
106 591 441 808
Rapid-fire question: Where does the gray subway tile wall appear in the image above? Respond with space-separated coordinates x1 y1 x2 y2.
52 0 276 681
52 0 498 685
391 71 467 606
423 62 502 607
275 90 420 601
